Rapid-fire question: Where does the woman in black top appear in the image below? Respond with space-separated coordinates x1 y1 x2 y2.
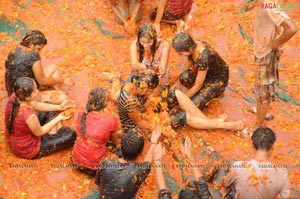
5 30 70 104
95 128 162 199
172 32 229 110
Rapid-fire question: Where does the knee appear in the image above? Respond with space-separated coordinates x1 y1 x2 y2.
166 90 179 110
58 127 77 142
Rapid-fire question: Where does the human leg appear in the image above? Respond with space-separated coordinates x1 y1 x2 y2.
129 0 142 22
113 0 129 25
254 82 276 127
179 89 243 130
37 64 69 104
34 127 76 159
256 103 270 126
254 50 279 126
191 81 226 110
170 90 244 130
102 72 121 102
174 89 209 119
38 90 68 104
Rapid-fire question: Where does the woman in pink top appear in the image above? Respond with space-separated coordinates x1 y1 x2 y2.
130 23 170 85
72 87 122 176
5 77 76 159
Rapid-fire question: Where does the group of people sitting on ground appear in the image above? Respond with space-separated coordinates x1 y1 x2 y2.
3 0 298 198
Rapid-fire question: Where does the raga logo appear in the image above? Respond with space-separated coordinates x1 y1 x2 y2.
261 1 299 10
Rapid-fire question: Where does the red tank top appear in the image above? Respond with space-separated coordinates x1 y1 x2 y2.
166 0 193 15
72 111 119 170
5 95 41 159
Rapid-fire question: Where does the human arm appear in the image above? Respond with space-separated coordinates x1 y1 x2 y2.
153 0 169 35
130 41 147 71
32 60 63 86
29 99 75 112
154 143 172 199
144 127 162 163
181 137 202 178
109 0 128 25
127 95 154 129
157 41 170 78
26 113 70 136
279 169 291 199
129 0 141 22
272 19 298 51
182 137 211 199
222 166 237 188
184 69 207 98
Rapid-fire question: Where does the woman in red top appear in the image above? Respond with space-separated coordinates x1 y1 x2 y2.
151 0 193 34
72 87 122 176
5 77 76 159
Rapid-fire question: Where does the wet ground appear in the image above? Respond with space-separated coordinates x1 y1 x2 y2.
0 0 300 198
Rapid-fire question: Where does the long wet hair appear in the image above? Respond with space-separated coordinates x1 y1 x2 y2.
20 30 47 47
172 32 196 53
132 70 159 90
136 24 158 65
251 126 276 151
80 87 108 138
8 77 35 134
121 130 144 161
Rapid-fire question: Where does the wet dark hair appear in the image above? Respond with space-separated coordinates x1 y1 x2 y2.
8 77 35 134
136 24 158 65
251 126 276 151
121 130 144 161
132 70 159 89
80 87 108 138
172 32 197 53
20 30 47 47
